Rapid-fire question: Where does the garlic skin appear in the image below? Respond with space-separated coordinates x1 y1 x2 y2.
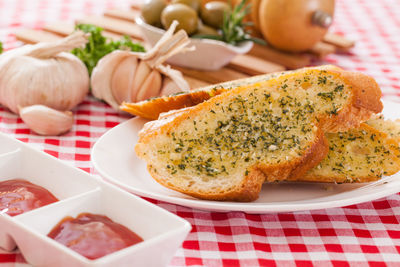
160 77 183 96
136 70 162 102
130 60 152 102
0 32 89 114
19 105 74 136
91 21 193 111
111 56 138 104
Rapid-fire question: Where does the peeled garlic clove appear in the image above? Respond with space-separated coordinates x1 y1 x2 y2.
136 70 162 102
131 61 151 102
160 77 183 96
19 105 74 136
111 56 138 104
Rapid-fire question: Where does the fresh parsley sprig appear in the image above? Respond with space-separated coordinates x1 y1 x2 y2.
0 41 3 54
192 0 265 46
71 24 145 75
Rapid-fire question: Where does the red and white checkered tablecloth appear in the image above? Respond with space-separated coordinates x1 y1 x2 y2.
1 0 400 266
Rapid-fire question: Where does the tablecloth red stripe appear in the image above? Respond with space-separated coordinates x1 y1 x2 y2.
1 0 400 266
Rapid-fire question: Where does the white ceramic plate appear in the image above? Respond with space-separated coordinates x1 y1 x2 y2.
92 100 400 213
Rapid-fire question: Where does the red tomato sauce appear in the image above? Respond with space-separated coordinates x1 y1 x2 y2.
48 213 143 260
0 179 58 216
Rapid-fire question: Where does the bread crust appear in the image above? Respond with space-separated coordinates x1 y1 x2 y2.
316 70 383 133
136 66 383 201
147 165 267 202
343 71 383 114
121 72 285 120
121 88 226 120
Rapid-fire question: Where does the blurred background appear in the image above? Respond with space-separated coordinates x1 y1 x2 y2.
0 0 399 99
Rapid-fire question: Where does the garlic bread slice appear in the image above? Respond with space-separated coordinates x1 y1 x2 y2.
302 121 400 183
136 67 382 201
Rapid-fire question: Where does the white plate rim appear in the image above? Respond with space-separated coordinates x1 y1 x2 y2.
92 100 400 213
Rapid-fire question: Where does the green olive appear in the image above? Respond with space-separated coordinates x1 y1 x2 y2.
171 0 201 13
201 1 230 29
196 20 219 35
141 0 167 26
161 4 198 35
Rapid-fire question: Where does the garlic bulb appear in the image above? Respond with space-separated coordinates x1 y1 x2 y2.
19 105 74 136
0 32 89 114
160 77 181 96
91 21 193 111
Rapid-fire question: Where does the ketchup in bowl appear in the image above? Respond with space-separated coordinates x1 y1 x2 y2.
48 213 143 260
0 179 58 216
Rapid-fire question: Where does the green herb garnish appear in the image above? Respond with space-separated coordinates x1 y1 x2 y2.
71 24 145 75
192 0 265 46
0 42 3 54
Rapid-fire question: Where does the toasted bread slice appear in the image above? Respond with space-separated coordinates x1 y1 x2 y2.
300 121 400 183
366 115 400 142
120 73 280 120
135 66 382 201
121 65 344 120
120 87 226 120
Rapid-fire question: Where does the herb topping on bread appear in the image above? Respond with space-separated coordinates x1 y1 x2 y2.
136 66 382 201
301 121 400 183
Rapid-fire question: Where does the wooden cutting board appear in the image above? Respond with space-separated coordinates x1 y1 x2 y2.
15 4 354 89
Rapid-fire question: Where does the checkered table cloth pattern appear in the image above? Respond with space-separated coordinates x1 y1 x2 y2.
1 0 400 266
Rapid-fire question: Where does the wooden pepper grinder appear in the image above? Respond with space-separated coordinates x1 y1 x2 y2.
257 0 335 52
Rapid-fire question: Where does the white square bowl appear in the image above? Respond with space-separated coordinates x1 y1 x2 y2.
0 132 191 266
0 133 99 251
